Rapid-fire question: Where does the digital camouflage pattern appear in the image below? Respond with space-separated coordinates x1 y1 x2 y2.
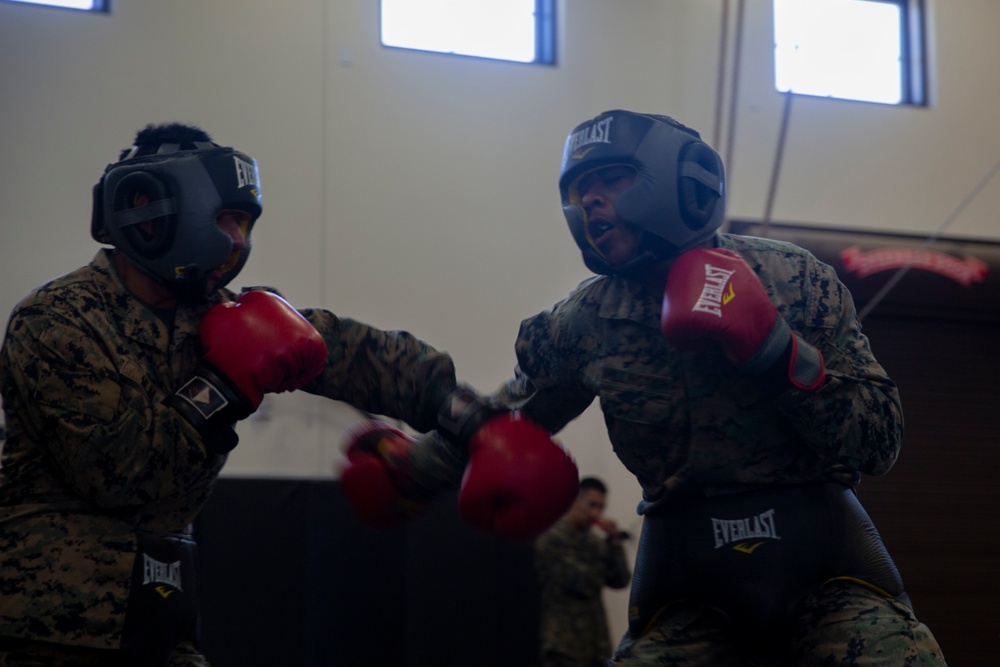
0 249 463 655
298 308 459 435
535 518 631 667
496 233 902 509
608 580 946 666
296 309 469 495
493 233 947 663
0 250 228 650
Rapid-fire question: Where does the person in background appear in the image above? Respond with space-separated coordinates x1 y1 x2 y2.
490 109 947 665
535 476 631 667
0 123 578 667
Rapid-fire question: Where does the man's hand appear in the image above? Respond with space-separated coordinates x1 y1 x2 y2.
661 248 823 390
458 412 580 541
169 291 328 452
339 421 427 528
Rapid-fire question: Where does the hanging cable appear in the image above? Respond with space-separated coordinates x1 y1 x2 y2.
723 0 746 196
713 0 731 149
857 153 1000 321
760 91 794 238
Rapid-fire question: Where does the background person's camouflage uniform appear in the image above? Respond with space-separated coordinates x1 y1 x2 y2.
494 233 947 665
0 249 461 664
535 516 631 667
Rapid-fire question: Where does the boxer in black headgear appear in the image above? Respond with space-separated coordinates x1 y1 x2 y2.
488 109 947 665
0 121 579 667
0 122 332 667
560 110 725 277
92 123 263 301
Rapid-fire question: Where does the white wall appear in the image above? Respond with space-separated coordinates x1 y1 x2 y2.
2 0 997 646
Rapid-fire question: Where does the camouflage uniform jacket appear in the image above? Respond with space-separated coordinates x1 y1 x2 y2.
535 518 631 663
0 249 460 649
496 233 903 512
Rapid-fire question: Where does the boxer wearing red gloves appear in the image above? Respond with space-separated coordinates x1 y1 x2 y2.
485 110 945 665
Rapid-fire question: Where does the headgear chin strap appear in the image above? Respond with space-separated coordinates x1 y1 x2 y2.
91 143 262 300
559 110 725 276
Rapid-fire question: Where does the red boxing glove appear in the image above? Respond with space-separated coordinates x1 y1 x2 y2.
200 290 328 407
339 421 426 528
458 413 579 541
170 291 328 451
661 248 824 390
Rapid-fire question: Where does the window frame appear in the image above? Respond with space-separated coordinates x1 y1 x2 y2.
379 0 557 66
773 0 928 107
897 0 928 106
1 0 109 11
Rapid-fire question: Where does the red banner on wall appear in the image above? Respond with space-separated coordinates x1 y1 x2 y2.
728 220 1000 322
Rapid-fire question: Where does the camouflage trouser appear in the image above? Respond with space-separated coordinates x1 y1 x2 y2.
0 639 209 667
607 580 947 666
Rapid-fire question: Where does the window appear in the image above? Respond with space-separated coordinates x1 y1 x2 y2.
773 0 926 105
3 0 107 9
380 0 555 65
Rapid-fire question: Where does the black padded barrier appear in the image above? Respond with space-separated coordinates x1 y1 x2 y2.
194 479 541 667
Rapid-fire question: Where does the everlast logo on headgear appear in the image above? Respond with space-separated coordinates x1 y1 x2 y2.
691 262 736 317
233 155 257 189
568 116 614 158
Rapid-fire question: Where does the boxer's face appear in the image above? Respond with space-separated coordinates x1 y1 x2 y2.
576 165 641 267
206 208 251 293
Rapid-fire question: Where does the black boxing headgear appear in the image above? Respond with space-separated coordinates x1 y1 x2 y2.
559 110 725 276
90 125 262 299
